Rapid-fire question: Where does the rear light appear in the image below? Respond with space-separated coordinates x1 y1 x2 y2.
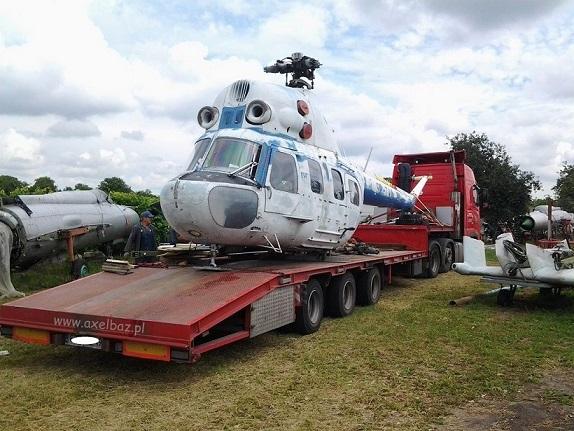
123 341 170 361
13 327 50 345
297 100 309 116
299 123 312 139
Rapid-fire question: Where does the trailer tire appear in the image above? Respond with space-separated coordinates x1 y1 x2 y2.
327 272 356 317
426 242 440 278
357 267 382 306
439 242 454 273
295 279 324 335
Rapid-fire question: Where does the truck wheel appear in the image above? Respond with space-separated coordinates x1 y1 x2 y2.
426 242 440 278
439 243 454 273
327 272 356 317
295 279 324 334
357 267 382 306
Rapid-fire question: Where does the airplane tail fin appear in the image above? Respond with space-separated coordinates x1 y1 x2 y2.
525 243 555 275
452 236 486 274
462 235 487 268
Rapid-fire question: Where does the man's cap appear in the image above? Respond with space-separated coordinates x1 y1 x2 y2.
140 210 154 219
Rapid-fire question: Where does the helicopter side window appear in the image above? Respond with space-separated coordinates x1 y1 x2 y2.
270 151 298 193
187 138 211 171
203 138 260 174
307 159 323 194
348 179 360 206
332 169 344 200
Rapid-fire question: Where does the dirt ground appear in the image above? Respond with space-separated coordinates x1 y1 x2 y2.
438 369 574 430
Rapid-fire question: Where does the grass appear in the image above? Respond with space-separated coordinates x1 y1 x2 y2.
10 259 103 295
1 266 574 430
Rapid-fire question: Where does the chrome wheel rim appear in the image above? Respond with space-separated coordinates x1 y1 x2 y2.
343 281 354 310
308 290 321 324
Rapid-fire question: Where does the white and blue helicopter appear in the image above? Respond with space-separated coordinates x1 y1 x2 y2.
160 53 426 255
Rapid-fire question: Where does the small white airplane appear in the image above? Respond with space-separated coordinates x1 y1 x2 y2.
452 232 574 303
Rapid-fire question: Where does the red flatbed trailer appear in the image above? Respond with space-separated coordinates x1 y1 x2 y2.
0 250 425 363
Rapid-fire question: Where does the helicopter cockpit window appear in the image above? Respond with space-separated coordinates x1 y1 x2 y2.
187 138 211 171
308 159 323 194
332 169 344 200
270 151 298 193
348 179 360 206
202 138 260 176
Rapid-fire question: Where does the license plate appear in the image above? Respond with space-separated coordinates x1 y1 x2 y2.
65 335 102 350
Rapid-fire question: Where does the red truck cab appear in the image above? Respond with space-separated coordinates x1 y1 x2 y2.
355 150 483 278
392 150 481 239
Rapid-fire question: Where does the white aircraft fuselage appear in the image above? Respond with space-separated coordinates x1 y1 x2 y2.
160 80 416 252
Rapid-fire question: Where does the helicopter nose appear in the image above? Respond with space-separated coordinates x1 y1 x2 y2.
207 186 259 229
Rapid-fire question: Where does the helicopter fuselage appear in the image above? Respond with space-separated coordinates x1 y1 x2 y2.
160 80 415 252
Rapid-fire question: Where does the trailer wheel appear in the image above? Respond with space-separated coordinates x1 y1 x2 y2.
357 267 382 306
426 242 440 278
295 279 324 335
439 242 454 273
327 272 356 317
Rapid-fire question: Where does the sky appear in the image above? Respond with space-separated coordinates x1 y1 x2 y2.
0 0 573 196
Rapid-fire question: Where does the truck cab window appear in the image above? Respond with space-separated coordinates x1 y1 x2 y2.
270 151 298 193
348 180 360 206
332 169 344 200
308 159 323 194
187 138 211 171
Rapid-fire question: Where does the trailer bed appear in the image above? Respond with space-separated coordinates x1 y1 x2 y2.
0 250 425 362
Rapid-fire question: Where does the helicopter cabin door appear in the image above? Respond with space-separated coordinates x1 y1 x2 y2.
264 149 304 219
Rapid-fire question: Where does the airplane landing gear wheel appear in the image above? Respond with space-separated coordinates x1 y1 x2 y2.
497 286 516 306
71 258 88 280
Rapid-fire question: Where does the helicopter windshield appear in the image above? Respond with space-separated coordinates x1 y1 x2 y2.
186 138 211 171
202 138 260 176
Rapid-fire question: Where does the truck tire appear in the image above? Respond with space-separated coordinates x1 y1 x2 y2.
425 242 441 278
327 272 356 317
439 242 454 273
295 279 324 334
357 267 382 306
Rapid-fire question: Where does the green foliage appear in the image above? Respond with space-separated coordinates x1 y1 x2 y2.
109 191 169 241
98 177 132 194
449 132 541 225
74 183 91 190
0 175 27 196
553 163 574 212
32 176 57 193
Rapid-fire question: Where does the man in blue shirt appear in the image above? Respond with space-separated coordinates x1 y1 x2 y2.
124 210 157 263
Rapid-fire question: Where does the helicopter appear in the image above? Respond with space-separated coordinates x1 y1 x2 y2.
160 53 426 255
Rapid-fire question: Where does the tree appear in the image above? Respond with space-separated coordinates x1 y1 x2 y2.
0 175 27 195
74 183 92 190
448 132 540 226
553 163 574 212
98 177 132 194
31 176 57 193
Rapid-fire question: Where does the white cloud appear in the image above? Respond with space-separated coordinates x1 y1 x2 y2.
0 128 44 168
47 119 101 137
0 0 572 199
